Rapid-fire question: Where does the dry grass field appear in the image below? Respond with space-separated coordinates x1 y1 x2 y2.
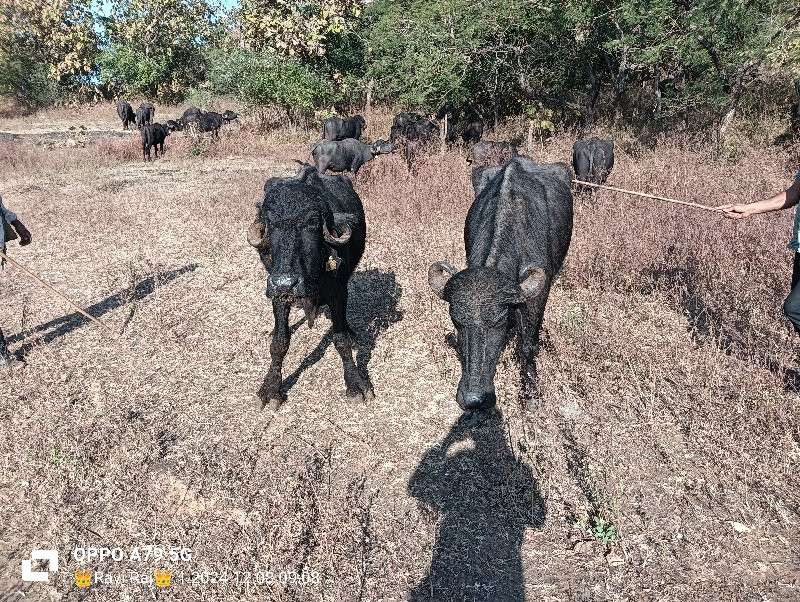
0 103 799 601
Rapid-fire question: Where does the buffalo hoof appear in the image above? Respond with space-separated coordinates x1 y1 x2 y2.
253 395 282 412
346 386 374 403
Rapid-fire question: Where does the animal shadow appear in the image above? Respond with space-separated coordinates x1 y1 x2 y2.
279 268 403 397
8 264 198 355
408 409 546 601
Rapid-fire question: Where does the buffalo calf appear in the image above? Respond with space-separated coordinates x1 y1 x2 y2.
116 101 135 130
572 138 614 185
140 123 169 161
135 102 155 129
247 165 374 409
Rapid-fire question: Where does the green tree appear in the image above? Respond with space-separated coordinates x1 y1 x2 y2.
207 48 334 120
0 0 98 104
237 0 363 61
98 0 219 101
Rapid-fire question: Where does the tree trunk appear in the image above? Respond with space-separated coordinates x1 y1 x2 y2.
365 79 373 116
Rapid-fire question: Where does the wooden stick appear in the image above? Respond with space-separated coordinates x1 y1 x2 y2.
0 250 109 330
572 180 724 213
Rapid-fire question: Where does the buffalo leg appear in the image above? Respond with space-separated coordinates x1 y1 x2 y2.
257 297 291 409
329 288 374 402
517 285 551 394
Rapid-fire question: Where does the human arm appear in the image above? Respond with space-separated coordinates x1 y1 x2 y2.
717 176 800 219
11 219 31 245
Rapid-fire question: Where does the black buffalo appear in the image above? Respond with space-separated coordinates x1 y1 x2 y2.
140 123 169 161
181 106 204 128
116 101 135 130
247 165 374 409
389 116 439 169
165 119 183 132
311 138 396 176
467 141 517 167
221 110 238 123
198 111 225 137
461 121 484 144
572 138 614 185
429 157 573 410
135 102 155 129
323 115 366 141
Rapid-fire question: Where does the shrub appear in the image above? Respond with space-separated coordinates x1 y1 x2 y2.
207 49 334 122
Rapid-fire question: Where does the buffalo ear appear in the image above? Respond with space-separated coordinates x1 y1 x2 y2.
428 261 457 299
324 212 357 245
516 265 547 304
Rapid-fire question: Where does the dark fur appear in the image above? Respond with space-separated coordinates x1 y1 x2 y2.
181 106 204 128
311 138 395 176
429 157 573 410
135 102 155 129
323 115 366 141
572 138 615 184
198 112 224 137
116 101 135 130
140 123 169 161
165 119 183 132
461 121 484 144
389 116 439 169
467 140 517 167
250 165 373 407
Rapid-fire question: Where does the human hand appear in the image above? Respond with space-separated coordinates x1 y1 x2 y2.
716 204 754 219
12 220 31 245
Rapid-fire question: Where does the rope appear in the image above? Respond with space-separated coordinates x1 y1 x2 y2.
572 180 724 213
0 251 108 330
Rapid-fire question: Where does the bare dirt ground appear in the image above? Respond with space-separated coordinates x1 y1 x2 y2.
0 104 799 601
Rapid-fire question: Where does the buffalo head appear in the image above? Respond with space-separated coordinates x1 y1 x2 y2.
248 172 356 309
371 139 396 155
428 262 547 410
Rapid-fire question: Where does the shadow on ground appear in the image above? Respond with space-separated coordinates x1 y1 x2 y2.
408 409 546 602
7 264 198 355
646 251 800 391
278 268 403 398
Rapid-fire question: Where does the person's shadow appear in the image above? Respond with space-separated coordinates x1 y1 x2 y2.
408 410 546 601
279 268 403 397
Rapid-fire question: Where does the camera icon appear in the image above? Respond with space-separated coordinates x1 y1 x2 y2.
21 550 59 582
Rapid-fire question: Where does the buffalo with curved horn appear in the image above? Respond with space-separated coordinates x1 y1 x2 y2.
248 165 373 410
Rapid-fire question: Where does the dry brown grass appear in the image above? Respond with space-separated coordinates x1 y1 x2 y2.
0 106 798 602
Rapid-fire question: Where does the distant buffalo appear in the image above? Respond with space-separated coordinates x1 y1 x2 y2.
140 123 169 161
311 138 396 176
429 157 573 410
181 106 203 128
572 138 614 185
116 101 135 130
389 114 439 169
198 112 224 137
467 141 517 167
135 102 155 129
323 115 366 141
248 165 374 409
461 121 484 144
165 119 183 133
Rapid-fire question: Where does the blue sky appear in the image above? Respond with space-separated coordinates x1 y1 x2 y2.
93 0 240 17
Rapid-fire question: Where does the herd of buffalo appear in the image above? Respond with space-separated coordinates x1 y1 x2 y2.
116 100 238 160
115 100 615 412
